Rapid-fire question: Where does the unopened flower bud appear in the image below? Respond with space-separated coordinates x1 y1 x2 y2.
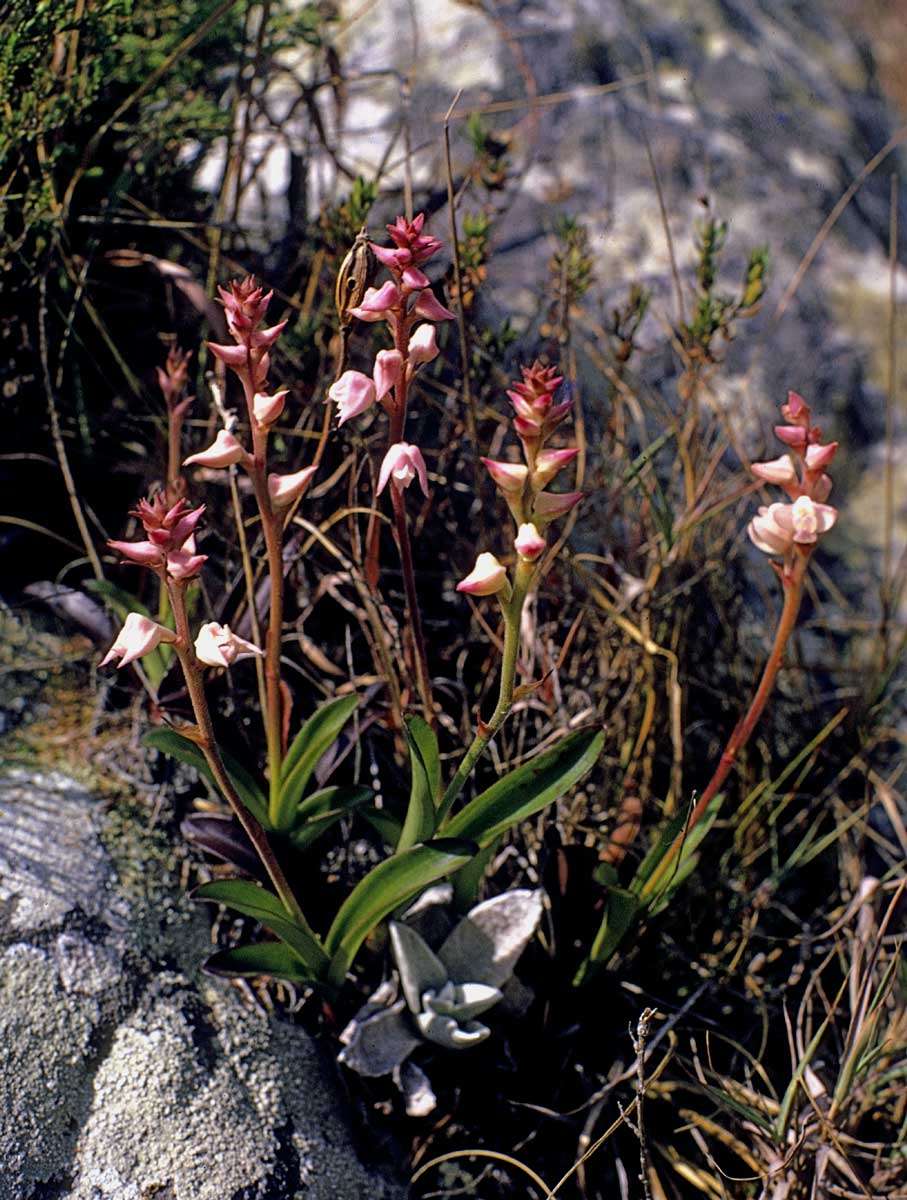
267 465 318 509
750 454 797 486
532 490 583 525
100 613 176 669
253 388 289 428
774 424 809 451
481 458 528 495
184 430 245 469
373 349 404 402
348 281 400 322
514 523 546 561
194 621 263 668
408 324 439 365
413 290 456 322
533 447 579 488
457 552 509 597
804 441 838 471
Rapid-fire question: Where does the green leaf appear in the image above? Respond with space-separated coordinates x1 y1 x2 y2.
288 785 373 852
396 717 441 852
87 579 171 687
444 728 604 848
193 879 328 975
573 885 641 984
275 694 359 830
323 838 475 988
203 941 316 983
361 807 404 847
143 728 269 827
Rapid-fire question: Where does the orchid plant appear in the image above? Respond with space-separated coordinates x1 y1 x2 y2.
99 213 603 995
577 389 840 980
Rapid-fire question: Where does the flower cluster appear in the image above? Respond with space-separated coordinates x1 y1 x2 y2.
458 362 582 596
747 391 838 574
108 494 207 581
187 277 317 510
157 345 193 418
327 213 454 493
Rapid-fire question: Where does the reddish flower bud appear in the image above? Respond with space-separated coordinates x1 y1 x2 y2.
267 465 318 509
457 552 509 597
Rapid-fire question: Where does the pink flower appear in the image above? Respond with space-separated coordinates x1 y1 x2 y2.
253 388 288 428
413 290 456 322
750 454 797 486
401 266 430 290
804 442 838 471
373 349 404 402
481 458 528 495
747 504 794 556
532 491 582 525
166 547 207 580
772 495 837 545
348 282 400 322
207 341 249 369
371 243 412 271
329 370 376 425
514 523 546 562
250 321 287 349
773 424 809 451
780 390 811 425
267 465 318 509
377 443 429 496
100 613 176 669
533 447 579 488
194 622 263 668
184 430 246 469
108 538 163 566
408 324 439 365
813 474 833 502
457 552 509 597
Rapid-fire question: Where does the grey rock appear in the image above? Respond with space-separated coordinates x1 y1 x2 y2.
0 769 403 1200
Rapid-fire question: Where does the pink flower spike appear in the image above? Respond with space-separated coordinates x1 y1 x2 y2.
402 266 430 290
183 429 246 469
267 465 318 509
532 491 583 525
408 324 439 365
774 424 809 451
773 495 837 544
100 612 176 669
413 290 456 322
457 552 509 597
534 447 579 488
329 370 376 425
373 349 404 402
514 523 546 562
207 342 249 369
750 454 797 486
377 443 429 496
251 320 287 349
107 538 163 566
166 548 207 580
482 458 529 495
167 504 206 550
804 441 838 471
194 622 263 668
747 504 794 556
348 281 400 322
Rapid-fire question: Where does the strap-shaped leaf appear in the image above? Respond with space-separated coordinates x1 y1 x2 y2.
396 717 441 852
193 878 328 975
573 885 640 984
323 838 475 988
87 579 172 687
288 785 373 852
444 728 604 848
203 941 316 983
143 728 269 826
275 694 359 829
361 807 404 848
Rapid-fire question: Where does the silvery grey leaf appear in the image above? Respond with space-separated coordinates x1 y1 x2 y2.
389 921 448 1014
438 890 544 988
422 982 502 1021
338 983 419 1077
394 1060 437 1118
416 1010 491 1050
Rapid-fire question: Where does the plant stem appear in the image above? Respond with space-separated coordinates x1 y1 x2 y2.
438 558 533 823
640 552 809 900
166 580 312 933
